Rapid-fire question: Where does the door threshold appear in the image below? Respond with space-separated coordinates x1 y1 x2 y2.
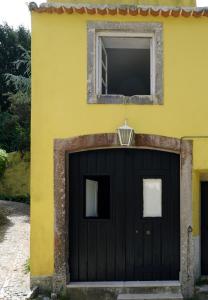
67 281 181 288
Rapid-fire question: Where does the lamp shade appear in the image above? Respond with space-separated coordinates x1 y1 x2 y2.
117 120 134 146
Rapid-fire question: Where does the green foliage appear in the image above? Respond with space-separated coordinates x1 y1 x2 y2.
0 209 9 226
5 45 31 95
0 152 30 198
23 258 30 274
0 24 31 153
4 46 31 153
0 24 30 112
0 195 30 204
0 112 22 152
0 149 8 177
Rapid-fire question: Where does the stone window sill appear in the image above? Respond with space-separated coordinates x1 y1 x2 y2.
88 94 162 105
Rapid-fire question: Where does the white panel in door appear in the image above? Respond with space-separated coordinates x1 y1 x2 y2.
143 178 162 217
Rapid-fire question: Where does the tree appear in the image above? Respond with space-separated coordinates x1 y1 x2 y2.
0 24 30 112
5 46 31 153
0 24 31 153
0 112 21 152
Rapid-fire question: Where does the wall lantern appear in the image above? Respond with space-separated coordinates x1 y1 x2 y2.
117 120 134 146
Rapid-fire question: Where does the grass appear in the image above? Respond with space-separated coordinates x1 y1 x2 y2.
196 278 208 286
23 258 30 274
0 151 30 198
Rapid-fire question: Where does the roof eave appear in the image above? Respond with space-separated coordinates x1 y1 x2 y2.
29 2 208 18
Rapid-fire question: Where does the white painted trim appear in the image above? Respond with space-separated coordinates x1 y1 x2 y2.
101 38 108 94
96 36 101 95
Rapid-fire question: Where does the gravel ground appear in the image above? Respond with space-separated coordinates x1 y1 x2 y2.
0 200 30 300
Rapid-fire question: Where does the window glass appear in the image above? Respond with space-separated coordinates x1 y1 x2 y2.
143 178 162 217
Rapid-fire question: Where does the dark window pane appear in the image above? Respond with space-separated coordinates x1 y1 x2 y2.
102 83 106 94
84 175 110 219
107 48 150 96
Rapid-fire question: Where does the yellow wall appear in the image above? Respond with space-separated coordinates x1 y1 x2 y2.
31 12 208 276
47 0 196 6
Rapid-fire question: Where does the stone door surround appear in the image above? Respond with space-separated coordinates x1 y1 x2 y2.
52 133 193 298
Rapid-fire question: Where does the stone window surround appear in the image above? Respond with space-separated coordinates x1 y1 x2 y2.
33 133 195 298
87 21 163 105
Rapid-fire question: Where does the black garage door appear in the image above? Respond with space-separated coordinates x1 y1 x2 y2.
68 148 180 281
201 182 208 275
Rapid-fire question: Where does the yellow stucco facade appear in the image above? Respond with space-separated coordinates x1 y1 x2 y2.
31 1 207 281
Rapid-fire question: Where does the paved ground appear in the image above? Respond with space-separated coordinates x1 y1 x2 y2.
0 200 30 300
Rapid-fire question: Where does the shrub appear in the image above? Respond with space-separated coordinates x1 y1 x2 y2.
0 194 30 204
0 151 30 198
0 113 21 152
0 208 9 226
0 149 8 177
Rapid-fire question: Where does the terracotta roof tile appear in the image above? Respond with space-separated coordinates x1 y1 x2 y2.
161 8 170 17
108 7 118 15
150 8 160 16
118 7 128 15
140 7 149 16
65 6 73 13
129 8 138 16
29 2 208 18
181 9 191 17
97 7 107 14
171 8 180 17
86 7 96 14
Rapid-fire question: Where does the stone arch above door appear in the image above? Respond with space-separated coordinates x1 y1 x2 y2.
53 133 193 298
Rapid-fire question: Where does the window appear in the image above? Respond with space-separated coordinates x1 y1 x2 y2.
84 175 110 219
87 22 163 104
85 179 98 217
97 36 151 97
143 178 162 218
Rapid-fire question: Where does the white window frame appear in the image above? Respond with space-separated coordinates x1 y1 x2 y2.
96 36 108 95
95 32 156 97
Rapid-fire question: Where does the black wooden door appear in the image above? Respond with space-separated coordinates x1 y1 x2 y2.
68 149 180 282
201 182 208 275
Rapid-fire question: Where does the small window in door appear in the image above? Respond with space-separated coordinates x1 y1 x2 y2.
84 175 110 219
143 178 162 217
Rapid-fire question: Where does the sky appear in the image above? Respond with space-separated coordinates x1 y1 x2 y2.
0 0 208 30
